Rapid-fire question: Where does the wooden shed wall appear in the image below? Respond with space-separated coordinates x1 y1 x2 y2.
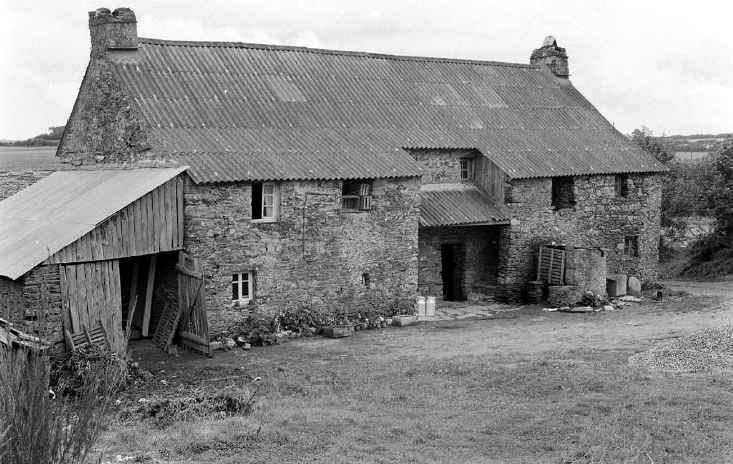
60 260 123 353
46 176 184 265
475 157 506 201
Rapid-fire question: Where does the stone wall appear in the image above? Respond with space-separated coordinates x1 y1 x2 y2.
496 173 662 302
418 226 502 299
0 171 54 201
183 176 420 334
1 266 64 345
57 59 155 166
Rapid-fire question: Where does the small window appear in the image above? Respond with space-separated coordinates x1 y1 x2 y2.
252 182 279 221
460 158 474 181
615 175 629 197
232 272 254 303
361 272 370 287
624 236 639 258
342 180 373 212
551 177 575 210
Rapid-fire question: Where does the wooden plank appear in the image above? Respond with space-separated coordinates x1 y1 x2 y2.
142 254 157 337
127 260 139 327
177 176 184 247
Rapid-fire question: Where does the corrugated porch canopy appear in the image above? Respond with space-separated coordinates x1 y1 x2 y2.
0 167 187 280
419 184 510 227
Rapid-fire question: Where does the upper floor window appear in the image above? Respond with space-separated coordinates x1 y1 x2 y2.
614 174 629 197
232 271 254 304
551 177 575 210
624 236 639 257
342 180 373 212
460 158 474 181
252 182 279 221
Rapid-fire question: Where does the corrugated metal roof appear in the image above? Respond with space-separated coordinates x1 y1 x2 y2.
419 184 510 227
107 38 667 182
0 167 186 280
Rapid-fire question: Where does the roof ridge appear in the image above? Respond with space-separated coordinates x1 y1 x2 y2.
138 37 537 69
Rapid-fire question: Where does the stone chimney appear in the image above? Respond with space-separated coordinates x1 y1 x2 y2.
530 36 569 78
88 7 138 58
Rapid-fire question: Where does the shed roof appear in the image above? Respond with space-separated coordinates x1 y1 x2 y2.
106 38 666 182
419 184 510 227
0 167 186 280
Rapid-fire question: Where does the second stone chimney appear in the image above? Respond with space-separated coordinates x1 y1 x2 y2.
88 7 138 58
530 36 569 78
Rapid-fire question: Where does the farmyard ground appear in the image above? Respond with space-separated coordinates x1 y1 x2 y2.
101 283 733 463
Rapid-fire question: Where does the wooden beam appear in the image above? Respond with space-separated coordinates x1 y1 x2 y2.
142 255 157 337
126 260 139 332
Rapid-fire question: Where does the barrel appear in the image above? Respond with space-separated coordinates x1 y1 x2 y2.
425 296 436 317
416 296 426 317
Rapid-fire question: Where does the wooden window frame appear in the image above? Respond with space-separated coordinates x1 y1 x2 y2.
232 271 254 304
460 158 474 181
551 176 575 210
342 180 373 212
615 174 629 197
252 182 279 222
623 235 640 258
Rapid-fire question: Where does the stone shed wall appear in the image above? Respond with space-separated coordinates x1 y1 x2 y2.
496 173 662 302
0 265 64 345
184 176 420 335
0 171 54 201
418 226 502 299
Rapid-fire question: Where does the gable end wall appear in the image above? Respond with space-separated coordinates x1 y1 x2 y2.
496 173 662 301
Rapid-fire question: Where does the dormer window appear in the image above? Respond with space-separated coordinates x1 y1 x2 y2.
460 158 474 181
342 180 373 212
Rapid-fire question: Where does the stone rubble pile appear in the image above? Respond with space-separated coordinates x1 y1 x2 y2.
629 325 733 371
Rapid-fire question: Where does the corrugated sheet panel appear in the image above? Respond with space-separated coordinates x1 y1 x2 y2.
108 39 668 182
419 184 510 227
0 167 187 280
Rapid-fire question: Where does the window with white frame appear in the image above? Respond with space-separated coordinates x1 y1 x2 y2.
232 272 254 304
460 158 474 181
252 182 279 221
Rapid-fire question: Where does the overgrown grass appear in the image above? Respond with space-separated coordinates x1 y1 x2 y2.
0 347 124 464
101 347 733 463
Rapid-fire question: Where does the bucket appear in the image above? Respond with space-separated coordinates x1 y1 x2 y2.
425 296 436 317
415 296 426 317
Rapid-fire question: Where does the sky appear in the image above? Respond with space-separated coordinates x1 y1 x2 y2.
1 0 732 140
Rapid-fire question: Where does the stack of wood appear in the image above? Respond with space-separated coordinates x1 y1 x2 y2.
0 317 49 352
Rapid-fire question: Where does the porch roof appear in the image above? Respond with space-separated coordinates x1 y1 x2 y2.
419 183 510 227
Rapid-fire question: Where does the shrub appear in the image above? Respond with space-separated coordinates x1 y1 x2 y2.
0 345 124 464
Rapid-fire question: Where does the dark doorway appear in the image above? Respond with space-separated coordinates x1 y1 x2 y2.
441 243 465 301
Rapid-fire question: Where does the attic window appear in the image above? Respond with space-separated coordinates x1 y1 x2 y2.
342 180 373 212
551 177 575 210
264 75 306 102
614 174 629 197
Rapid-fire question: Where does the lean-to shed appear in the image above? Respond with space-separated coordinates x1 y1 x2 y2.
0 167 191 354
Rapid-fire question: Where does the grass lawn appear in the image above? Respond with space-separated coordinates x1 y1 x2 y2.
100 295 733 463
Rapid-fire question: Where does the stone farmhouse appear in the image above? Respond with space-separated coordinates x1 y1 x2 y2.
0 7 666 346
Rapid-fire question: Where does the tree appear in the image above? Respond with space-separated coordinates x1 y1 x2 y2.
631 128 675 165
711 144 733 241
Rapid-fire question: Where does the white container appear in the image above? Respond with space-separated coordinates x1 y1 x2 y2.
415 296 426 317
426 296 436 317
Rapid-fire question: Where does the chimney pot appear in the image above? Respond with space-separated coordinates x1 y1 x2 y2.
88 6 138 58
530 36 569 78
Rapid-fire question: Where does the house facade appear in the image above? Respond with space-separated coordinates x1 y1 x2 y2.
2 7 666 337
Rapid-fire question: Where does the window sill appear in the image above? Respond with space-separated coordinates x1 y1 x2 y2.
232 299 252 308
252 218 277 224
342 209 370 213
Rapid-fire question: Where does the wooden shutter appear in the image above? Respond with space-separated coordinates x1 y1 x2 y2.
537 246 565 285
359 183 372 210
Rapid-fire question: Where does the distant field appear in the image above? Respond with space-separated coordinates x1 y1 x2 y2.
0 145 62 171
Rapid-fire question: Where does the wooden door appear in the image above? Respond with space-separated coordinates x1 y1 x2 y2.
176 253 210 356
